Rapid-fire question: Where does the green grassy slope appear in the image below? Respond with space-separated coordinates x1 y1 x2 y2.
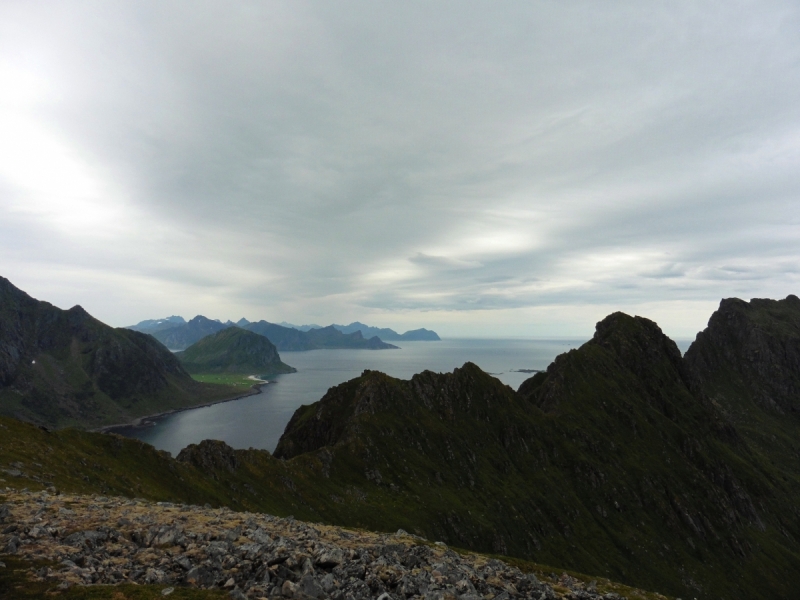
176 327 295 377
0 277 241 429
0 416 672 600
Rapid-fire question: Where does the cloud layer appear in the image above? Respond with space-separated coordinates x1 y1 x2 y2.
2 1 799 338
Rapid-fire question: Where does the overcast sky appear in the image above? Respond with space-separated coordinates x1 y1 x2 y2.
1 1 798 338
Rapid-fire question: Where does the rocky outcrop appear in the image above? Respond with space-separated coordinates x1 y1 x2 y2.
684 295 800 416
274 363 512 459
177 439 240 476
0 489 644 599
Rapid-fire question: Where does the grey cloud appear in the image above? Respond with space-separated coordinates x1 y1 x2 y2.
1 1 799 335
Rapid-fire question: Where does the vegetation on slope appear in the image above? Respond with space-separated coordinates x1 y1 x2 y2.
273 313 800 600
175 327 295 377
0 418 671 600
3 296 800 599
0 278 240 429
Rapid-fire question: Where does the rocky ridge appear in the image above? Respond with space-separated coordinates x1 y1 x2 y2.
0 490 646 600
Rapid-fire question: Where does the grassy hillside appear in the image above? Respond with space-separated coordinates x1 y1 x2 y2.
0 277 240 429
176 327 295 377
0 416 671 600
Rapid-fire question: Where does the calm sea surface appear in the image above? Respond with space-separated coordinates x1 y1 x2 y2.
112 337 693 456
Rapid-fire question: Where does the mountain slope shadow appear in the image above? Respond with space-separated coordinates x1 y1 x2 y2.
270 311 800 600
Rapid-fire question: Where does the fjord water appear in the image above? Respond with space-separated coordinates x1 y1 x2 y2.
114 338 692 456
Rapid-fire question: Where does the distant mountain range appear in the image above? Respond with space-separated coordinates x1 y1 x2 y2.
135 315 232 351
333 321 440 341
127 315 187 333
127 316 432 351
276 320 441 341
0 277 240 429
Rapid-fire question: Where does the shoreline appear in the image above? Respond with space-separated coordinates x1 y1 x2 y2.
94 381 268 434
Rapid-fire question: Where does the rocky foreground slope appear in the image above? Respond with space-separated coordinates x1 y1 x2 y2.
0 489 653 600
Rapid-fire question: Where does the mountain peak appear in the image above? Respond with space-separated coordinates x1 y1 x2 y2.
590 311 685 381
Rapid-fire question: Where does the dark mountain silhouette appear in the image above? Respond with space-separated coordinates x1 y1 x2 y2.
332 321 441 341
270 307 800 600
126 315 187 334
243 321 398 351
148 315 231 350
0 277 238 429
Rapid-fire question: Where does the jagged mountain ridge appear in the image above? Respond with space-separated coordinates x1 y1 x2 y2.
682 294 800 542
243 322 398 352
126 315 187 333
0 277 238 429
272 307 800 600
146 317 399 352
148 315 231 350
176 327 296 376
332 321 441 341
132 316 440 348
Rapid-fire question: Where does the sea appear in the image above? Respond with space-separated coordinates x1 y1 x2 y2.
111 337 693 456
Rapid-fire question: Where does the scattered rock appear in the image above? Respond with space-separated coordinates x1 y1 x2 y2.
0 489 636 600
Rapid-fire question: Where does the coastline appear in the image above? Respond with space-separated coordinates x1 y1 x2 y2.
94 381 268 434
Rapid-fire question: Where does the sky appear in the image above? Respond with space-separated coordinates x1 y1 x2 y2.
1 1 799 339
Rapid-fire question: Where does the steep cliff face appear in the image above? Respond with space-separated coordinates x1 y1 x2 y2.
0 277 236 428
272 312 799 600
685 295 800 417
682 295 800 564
